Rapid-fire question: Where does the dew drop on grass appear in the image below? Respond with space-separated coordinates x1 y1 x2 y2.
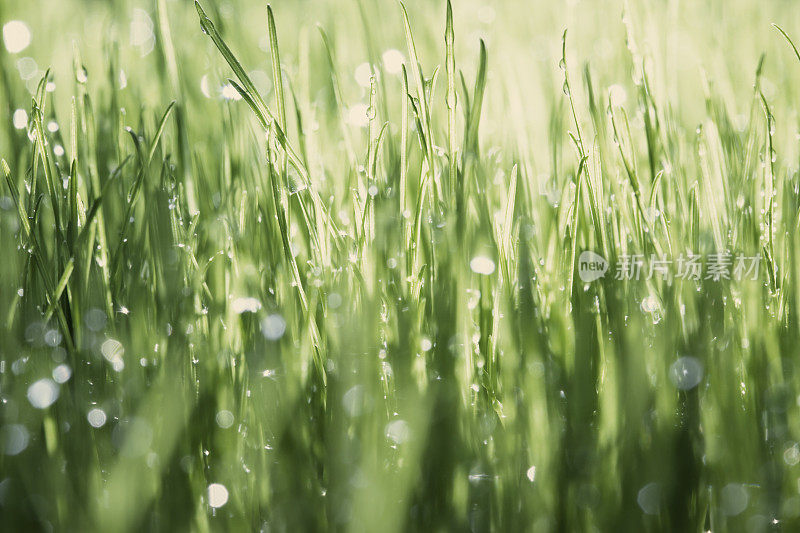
215 410 234 429
347 103 370 128
85 308 107 332
669 356 703 390
130 9 155 55
468 466 490 484
636 482 661 515
3 21 31 54
0 424 30 455
260 314 286 340
200 74 211 98
101 339 125 372
44 329 62 347
784 443 800 466
207 483 229 508
721 483 749 516
382 49 404 74
355 62 372 88
87 408 107 428
343 386 364 417
526 465 536 482
12 109 27 129
231 297 261 314
221 83 242 101
470 256 496 275
385 420 410 444
608 84 627 106
27 378 59 409
52 364 71 384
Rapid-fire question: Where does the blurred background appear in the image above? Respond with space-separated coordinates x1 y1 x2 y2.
3 0 800 532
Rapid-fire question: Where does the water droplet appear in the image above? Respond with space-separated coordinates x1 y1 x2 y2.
721 483 749 516
215 410 234 429
85 308 107 332
27 378 59 409
87 408 107 428
260 314 286 340
609 84 627 106
355 62 372 88
3 21 31 54
101 339 125 372
12 109 27 129
1 424 30 455
221 83 242 101
52 364 71 384
669 356 703 390
231 297 261 314
385 419 410 444
382 49 404 75
207 483 229 508
470 256 496 275
347 103 370 128
637 482 661 515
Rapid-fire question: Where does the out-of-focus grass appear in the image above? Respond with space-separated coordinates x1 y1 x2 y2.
2 0 800 531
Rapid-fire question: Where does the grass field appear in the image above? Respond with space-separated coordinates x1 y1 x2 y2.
2 0 800 530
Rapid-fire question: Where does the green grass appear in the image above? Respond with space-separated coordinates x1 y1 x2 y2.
2 0 800 530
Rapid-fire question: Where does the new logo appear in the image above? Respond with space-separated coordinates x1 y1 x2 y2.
578 251 608 282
